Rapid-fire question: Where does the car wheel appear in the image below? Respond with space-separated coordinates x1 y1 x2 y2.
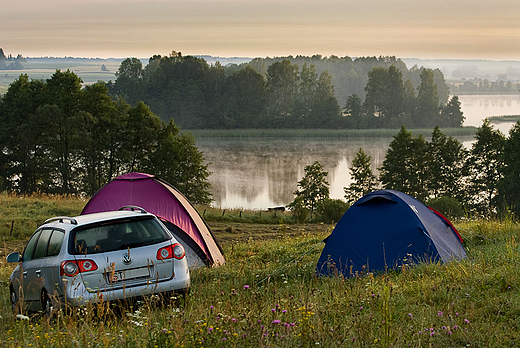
10 287 19 315
41 291 54 321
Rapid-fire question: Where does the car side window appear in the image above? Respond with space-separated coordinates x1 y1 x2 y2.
22 230 42 262
47 230 65 257
33 229 53 260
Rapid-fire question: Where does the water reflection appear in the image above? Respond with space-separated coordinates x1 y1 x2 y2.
197 138 391 209
198 95 520 209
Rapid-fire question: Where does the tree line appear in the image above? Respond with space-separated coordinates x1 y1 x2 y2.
108 53 461 130
449 79 520 94
291 122 520 222
0 48 25 70
0 70 212 204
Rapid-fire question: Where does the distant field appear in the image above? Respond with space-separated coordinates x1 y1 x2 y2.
0 58 123 94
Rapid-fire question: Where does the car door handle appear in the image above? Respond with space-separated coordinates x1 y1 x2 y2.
23 271 28 278
35 270 42 277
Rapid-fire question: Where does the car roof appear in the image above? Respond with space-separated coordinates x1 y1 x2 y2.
42 210 155 229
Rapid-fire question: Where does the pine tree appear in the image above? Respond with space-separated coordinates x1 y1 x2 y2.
344 148 378 204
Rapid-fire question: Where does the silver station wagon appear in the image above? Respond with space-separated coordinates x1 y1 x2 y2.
7 206 190 315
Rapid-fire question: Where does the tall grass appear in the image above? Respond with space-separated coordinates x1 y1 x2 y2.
0 192 86 240
187 127 478 139
1 217 519 347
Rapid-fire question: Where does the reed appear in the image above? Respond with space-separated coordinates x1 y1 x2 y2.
187 127 478 139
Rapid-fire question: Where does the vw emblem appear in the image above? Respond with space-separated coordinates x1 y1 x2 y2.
122 253 132 265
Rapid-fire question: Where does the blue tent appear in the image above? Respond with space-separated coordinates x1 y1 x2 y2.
316 190 467 277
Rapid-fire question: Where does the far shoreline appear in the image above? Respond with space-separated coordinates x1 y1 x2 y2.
186 127 478 139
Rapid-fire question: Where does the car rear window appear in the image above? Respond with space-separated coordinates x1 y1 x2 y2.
71 217 170 255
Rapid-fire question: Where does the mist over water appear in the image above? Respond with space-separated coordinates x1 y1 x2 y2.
198 94 520 210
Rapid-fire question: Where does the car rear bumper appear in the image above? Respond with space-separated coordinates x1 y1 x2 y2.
62 274 190 306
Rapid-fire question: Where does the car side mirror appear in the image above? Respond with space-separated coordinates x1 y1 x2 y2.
6 252 21 263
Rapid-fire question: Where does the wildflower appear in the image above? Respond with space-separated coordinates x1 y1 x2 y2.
282 310 287 313
408 313 413 318
244 284 250 290
271 320 281 324
209 306 213 310
464 319 470 324
455 312 459 316
16 314 30 321
448 331 453 335
437 311 443 316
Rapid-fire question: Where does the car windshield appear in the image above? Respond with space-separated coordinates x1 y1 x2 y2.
72 217 170 255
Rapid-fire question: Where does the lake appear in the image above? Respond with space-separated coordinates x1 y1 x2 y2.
197 94 520 209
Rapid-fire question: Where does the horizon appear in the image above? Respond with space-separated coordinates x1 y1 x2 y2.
7 54 520 63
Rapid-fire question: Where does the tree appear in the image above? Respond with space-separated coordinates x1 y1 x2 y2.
78 82 126 195
143 121 213 204
0 74 47 193
113 58 144 105
222 66 267 128
288 161 330 218
364 65 406 124
122 102 162 172
40 70 84 193
414 68 439 127
345 94 364 119
465 119 506 214
344 148 378 204
266 60 299 126
440 96 465 127
379 126 429 201
310 71 341 127
427 127 467 200
500 122 520 217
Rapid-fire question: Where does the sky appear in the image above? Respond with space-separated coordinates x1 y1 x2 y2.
2 0 519 60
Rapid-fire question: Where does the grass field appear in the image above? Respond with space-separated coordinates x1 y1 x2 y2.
0 58 122 95
1 194 520 347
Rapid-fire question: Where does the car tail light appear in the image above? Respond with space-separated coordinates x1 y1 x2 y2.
60 260 98 276
157 243 185 260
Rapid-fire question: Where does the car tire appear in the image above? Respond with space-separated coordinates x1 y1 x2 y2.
10 286 19 315
41 291 54 322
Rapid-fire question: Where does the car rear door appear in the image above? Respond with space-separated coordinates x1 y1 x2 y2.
72 218 174 295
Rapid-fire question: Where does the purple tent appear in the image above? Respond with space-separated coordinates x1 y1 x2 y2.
81 172 225 269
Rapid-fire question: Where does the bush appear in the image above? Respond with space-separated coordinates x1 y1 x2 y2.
315 198 349 223
426 196 464 219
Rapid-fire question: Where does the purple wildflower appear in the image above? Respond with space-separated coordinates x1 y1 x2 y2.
438 311 443 316
271 320 281 324
464 319 470 324
244 285 250 290
408 313 413 318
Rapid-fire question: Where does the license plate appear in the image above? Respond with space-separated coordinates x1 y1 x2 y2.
106 267 151 283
